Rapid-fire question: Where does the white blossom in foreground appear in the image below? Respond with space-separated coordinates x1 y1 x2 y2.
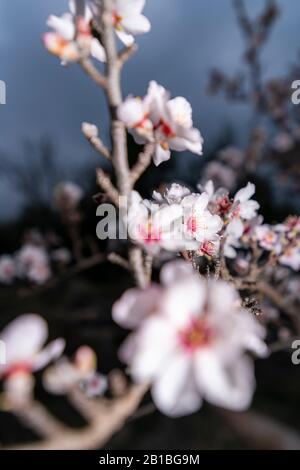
118 81 204 166
0 256 16 285
0 315 65 407
91 0 151 46
113 260 267 417
280 245 300 272
44 0 105 64
16 244 51 284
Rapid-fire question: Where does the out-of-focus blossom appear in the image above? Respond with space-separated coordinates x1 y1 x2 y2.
255 225 281 253
91 0 151 46
0 256 16 285
0 315 65 408
44 345 107 398
53 182 83 212
200 161 236 191
272 132 294 153
218 146 244 169
16 244 51 284
114 260 267 417
118 81 203 166
44 0 105 64
279 245 300 271
51 248 72 265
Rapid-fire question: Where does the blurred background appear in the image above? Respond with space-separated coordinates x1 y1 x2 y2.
0 0 299 449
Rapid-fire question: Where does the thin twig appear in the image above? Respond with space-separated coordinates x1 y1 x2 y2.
82 123 111 161
96 167 120 206
79 57 107 89
131 143 155 185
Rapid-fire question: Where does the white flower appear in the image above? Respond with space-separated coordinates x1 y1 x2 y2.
44 0 105 63
53 181 83 212
279 245 300 271
114 260 267 417
91 0 151 46
224 218 244 259
181 192 223 244
255 225 281 253
0 315 65 406
127 191 197 255
152 183 191 205
118 81 204 166
231 183 260 221
16 244 51 284
0 256 16 285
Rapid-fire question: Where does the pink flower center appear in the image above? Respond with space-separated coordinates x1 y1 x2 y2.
3 363 32 380
199 240 215 257
216 196 232 216
178 318 213 353
140 221 161 244
187 216 197 234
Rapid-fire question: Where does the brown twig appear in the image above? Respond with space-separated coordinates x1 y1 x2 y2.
82 122 111 161
96 168 120 206
7 383 148 450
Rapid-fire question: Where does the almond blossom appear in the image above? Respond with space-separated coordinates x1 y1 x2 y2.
127 191 197 255
113 260 267 417
181 192 223 245
44 0 105 64
0 315 65 407
53 181 83 212
255 224 281 253
16 244 51 284
0 255 16 285
118 81 204 166
90 0 151 46
44 346 107 398
230 182 260 221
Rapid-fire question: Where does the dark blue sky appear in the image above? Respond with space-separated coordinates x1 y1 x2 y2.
1 0 300 219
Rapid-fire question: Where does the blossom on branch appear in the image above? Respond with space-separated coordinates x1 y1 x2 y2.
44 0 105 64
118 81 204 166
113 260 267 417
91 0 151 46
0 315 65 408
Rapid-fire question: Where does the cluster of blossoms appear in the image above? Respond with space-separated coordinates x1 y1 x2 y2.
118 81 203 166
0 245 51 285
0 315 106 409
127 185 222 256
255 216 300 271
43 0 150 64
113 260 268 416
